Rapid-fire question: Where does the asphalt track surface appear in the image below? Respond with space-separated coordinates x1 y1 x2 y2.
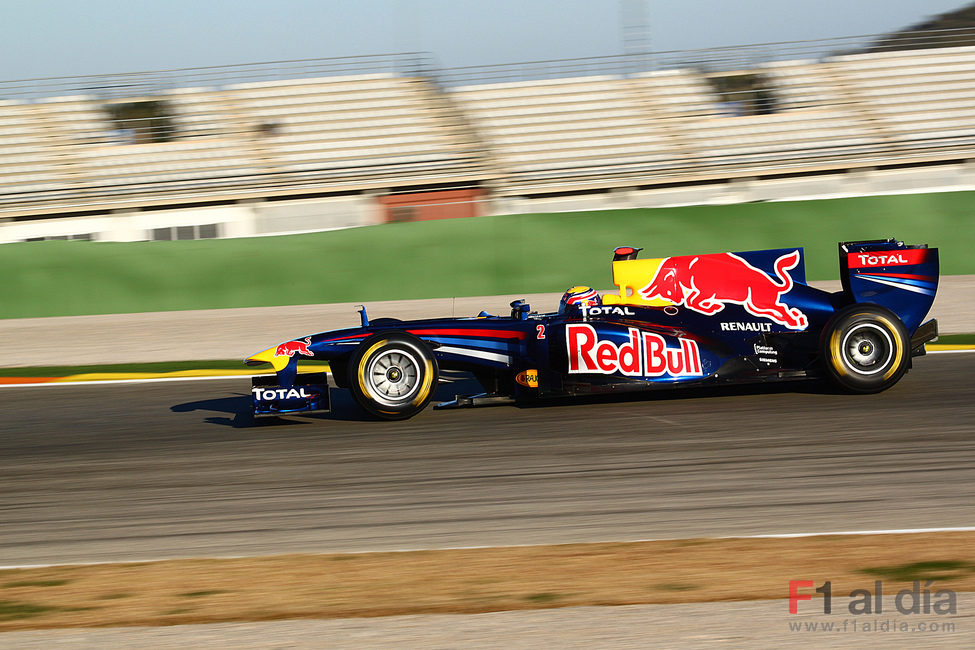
1 353 973 567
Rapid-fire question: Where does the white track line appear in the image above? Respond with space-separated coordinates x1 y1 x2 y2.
720 526 975 539
2 526 974 570
1 348 971 389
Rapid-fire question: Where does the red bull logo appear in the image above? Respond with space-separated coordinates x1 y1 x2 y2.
567 324 703 377
274 337 313 358
638 251 808 330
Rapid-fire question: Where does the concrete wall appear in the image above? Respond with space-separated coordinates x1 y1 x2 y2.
0 195 380 243
492 164 975 214
3 163 974 243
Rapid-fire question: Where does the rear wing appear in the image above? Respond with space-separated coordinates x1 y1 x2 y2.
839 239 939 333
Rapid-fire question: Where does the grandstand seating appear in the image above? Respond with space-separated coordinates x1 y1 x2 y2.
0 100 70 194
660 60 882 171
2 41 975 225
0 73 488 215
201 74 483 180
832 46 975 150
628 66 880 175
449 75 680 184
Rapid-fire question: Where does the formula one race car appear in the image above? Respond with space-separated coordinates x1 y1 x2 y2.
245 238 938 420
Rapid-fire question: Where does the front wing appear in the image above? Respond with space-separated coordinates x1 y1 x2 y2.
251 372 329 417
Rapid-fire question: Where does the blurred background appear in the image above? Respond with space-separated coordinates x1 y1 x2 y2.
3 0 975 317
2 6 975 642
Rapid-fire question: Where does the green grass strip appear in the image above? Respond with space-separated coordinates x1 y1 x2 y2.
2 190 972 319
932 333 975 345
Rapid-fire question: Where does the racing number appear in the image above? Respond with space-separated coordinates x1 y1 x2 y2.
536 324 546 339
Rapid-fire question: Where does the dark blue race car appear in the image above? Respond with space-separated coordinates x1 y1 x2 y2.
245 238 939 420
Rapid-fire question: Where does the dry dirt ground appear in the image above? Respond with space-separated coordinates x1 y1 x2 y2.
1 532 973 632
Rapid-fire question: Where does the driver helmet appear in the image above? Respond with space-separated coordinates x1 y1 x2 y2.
559 286 601 314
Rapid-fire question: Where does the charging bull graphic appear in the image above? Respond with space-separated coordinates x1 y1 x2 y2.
274 337 314 358
639 250 808 330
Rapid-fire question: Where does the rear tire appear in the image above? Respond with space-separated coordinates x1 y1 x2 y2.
822 305 909 393
347 332 439 420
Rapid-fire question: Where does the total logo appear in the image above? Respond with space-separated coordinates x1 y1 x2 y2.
567 324 704 377
581 305 636 318
848 251 923 268
252 387 316 401
857 253 907 266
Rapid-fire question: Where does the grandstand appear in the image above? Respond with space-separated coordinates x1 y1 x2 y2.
2 30 975 242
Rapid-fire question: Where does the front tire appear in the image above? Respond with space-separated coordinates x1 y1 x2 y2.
822 305 909 393
347 332 439 420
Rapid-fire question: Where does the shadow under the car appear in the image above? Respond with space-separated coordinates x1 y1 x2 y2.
520 377 836 412
170 371 485 427
171 371 834 427
170 390 372 427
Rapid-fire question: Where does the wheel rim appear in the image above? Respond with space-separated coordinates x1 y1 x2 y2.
365 348 422 406
841 323 894 375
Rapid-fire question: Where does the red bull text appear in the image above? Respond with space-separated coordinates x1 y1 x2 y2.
567 324 703 377
638 251 808 330
274 337 313 358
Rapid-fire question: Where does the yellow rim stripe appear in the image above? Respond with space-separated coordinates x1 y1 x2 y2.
829 313 906 380
828 328 848 377
356 339 435 413
881 315 905 381
356 340 389 402
412 359 435 407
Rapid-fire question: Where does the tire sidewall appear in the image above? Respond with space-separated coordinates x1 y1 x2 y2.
347 332 439 420
823 305 909 393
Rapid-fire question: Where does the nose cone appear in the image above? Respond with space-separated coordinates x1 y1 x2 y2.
245 346 290 372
